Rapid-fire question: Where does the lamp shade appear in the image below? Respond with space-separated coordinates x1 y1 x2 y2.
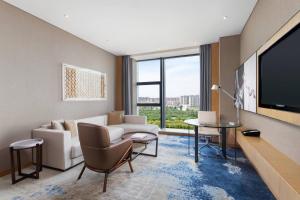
211 84 220 91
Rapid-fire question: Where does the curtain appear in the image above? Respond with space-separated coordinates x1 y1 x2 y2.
122 56 133 115
199 44 212 111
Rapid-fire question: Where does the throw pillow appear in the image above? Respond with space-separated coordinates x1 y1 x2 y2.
64 120 78 137
108 111 124 125
51 121 65 130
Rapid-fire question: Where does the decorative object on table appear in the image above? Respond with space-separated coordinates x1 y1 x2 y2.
9 138 44 184
211 84 241 124
131 133 148 139
184 119 240 162
197 111 221 157
77 123 133 193
122 131 158 160
242 129 260 137
62 63 107 101
235 53 257 113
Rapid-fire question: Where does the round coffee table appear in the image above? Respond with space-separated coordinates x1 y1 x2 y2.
122 131 158 160
9 138 43 184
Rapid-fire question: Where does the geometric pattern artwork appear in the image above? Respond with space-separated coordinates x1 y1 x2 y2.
62 64 107 101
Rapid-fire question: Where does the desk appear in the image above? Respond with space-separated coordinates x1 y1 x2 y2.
184 119 240 162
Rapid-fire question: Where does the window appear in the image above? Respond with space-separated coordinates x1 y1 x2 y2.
137 106 161 127
137 60 160 82
137 85 160 104
164 56 200 129
136 55 200 129
136 59 162 127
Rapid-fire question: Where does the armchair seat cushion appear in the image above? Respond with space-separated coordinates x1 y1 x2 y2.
110 123 159 134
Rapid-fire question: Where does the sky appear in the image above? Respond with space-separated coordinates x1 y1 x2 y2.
137 55 200 98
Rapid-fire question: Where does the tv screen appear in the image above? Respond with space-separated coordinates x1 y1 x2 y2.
259 23 300 113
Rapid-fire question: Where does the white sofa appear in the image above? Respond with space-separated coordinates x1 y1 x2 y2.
32 115 159 170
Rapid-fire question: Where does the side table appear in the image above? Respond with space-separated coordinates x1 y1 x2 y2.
9 138 43 184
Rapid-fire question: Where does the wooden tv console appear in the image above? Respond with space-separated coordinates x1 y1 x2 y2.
237 130 300 200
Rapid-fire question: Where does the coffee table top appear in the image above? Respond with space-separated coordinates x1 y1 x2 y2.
9 138 44 150
122 131 158 143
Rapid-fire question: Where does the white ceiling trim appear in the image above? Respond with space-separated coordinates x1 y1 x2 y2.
131 46 199 60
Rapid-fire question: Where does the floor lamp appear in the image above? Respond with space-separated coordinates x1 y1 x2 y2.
211 84 240 124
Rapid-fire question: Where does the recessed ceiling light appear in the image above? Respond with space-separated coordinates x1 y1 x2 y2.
64 14 69 19
223 16 228 20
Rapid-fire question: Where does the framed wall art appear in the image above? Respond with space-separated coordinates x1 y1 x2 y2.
62 63 107 101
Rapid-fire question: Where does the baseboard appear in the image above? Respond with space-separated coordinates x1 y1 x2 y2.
42 161 84 172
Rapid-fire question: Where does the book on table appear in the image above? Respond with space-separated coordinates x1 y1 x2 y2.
131 133 148 139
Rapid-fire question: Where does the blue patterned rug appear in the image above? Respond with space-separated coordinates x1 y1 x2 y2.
1 135 275 200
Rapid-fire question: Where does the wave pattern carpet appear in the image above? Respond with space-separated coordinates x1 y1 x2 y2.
1 135 275 200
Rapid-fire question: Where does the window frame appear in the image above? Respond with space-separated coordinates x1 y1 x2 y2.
136 54 200 128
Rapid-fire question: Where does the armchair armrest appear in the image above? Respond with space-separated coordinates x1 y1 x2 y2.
32 128 72 170
124 115 147 124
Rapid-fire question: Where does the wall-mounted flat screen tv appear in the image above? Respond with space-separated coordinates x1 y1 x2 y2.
259 23 300 113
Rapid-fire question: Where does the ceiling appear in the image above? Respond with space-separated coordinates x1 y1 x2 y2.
4 0 257 56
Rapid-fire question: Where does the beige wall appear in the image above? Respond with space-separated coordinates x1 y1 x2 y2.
219 35 240 122
240 0 300 164
0 1 115 173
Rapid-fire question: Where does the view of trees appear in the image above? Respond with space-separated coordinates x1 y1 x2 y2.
138 107 197 129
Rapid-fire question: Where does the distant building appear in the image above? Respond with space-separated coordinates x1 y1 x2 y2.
180 95 200 108
180 96 190 105
166 97 180 107
189 95 200 107
138 95 199 108
138 97 159 103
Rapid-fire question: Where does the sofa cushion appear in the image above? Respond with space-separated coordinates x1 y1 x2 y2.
110 123 159 134
71 138 82 159
107 111 124 125
51 120 65 130
64 120 78 137
77 115 107 126
106 126 124 141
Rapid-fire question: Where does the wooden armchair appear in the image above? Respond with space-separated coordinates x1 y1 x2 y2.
76 123 133 192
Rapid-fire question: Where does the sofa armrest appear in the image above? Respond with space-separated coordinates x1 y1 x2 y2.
124 115 147 124
32 128 72 170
